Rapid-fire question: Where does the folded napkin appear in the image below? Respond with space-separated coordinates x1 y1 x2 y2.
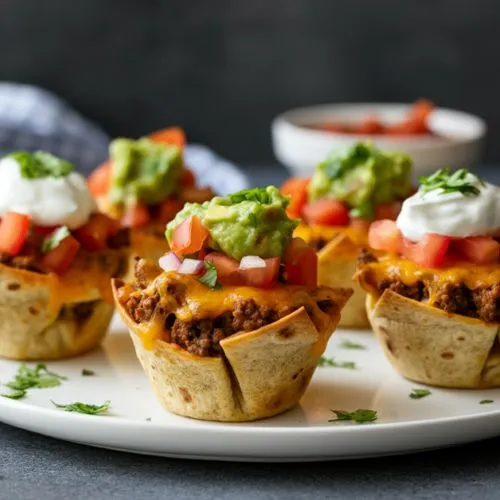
0 83 249 195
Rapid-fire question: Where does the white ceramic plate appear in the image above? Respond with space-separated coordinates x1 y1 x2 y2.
1 314 500 462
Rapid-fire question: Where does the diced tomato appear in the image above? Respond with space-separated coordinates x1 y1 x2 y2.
180 186 214 204
374 201 402 221
171 215 209 256
0 212 31 256
120 202 151 229
302 199 350 227
368 219 403 253
34 225 59 237
238 257 281 288
158 198 184 224
181 169 196 187
402 234 451 268
357 117 384 135
74 213 119 251
453 236 500 265
87 161 112 197
148 127 186 149
280 177 310 218
204 252 240 285
41 235 81 275
284 237 318 288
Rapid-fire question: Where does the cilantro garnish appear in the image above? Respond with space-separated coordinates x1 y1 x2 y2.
51 400 111 415
198 261 221 289
409 388 431 399
248 212 258 227
317 356 356 369
82 369 95 376
419 168 484 197
1 389 27 400
228 187 274 204
339 340 366 350
480 399 494 405
8 151 74 179
42 226 71 253
329 409 378 424
3 364 67 398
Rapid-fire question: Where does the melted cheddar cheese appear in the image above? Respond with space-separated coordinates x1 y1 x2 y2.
121 273 333 350
356 255 500 305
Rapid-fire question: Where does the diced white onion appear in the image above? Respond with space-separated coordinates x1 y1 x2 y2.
178 258 204 275
158 252 181 272
239 255 266 269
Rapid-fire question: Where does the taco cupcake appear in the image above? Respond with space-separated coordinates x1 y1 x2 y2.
280 142 413 328
113 186 352 422
0 151 129 360
356 168 500 388
87 127 214 264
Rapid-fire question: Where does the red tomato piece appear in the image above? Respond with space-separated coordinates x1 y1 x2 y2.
120 202 151 229
279 177 310 218
171 215 209 256
158 198 184 224
41 235 81 275
454 236 500 265
302 199 350 226
402 234 451 268
204 252 240 285
0 212 31 256
74 213 118 251
284 237 318 288
368 219 403 253
148 127 186 148
237 257 281 289
181 169 196 187
356 117 384 134
87 161 112 197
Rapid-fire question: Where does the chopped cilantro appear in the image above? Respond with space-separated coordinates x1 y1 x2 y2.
51 400 111 415
198 261 221 289
228 187 274 204
480 399 494 405
409 389 431 399
317 356 356 369
339 340 366 350
82 369 95 376
1 389 27 400
42 226 71 253
9 151 74 179
419 168 484 197
4 364 67 393
248 212 258 227
329 409 378 424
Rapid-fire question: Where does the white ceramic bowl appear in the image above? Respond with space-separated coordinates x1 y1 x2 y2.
271 103 487 177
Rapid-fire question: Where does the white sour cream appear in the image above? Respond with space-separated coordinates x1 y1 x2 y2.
0 156 96 229
396 173 500 242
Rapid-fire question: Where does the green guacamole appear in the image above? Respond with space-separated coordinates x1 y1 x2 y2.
308 142 412 219
108 137 183 205
165 186 299 260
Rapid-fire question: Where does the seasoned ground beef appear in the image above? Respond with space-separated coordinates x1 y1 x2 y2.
170 299 297 357
108 228 130 249
357 248 378 266
378 278 428 302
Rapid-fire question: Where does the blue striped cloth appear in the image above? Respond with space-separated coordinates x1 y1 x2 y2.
0 82 249 195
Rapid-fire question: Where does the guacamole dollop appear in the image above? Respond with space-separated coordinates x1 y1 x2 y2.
165 186 299 260
108 137 182 205
308 142 412 219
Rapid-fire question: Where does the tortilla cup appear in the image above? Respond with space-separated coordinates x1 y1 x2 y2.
295 223 369 329
113 280 353 422
366 290 500 388
0 248 128 360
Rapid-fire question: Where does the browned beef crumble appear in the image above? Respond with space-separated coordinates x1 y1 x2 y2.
357 248 378 265
360 251 500 323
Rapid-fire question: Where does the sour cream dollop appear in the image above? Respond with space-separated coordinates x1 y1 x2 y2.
0 156 96 229
396 173 500 242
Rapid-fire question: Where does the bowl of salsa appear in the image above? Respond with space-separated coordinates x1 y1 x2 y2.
271 100 486 176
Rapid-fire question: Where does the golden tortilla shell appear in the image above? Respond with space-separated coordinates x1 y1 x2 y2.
316 232 369 329
0 248 128 360
366 290 500 388
114 282 352 422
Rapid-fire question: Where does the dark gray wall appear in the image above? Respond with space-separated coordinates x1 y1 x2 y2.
1 0 499 164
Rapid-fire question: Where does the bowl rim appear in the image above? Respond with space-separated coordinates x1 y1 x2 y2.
271 102 487 147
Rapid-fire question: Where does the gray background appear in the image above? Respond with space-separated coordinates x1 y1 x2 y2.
0 0 498 165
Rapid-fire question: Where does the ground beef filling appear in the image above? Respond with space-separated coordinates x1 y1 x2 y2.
362 251 500 323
